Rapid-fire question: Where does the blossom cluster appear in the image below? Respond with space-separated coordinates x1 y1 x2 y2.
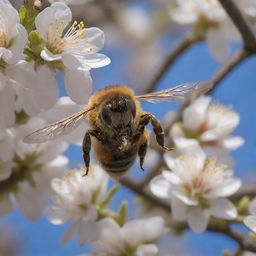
0 0 110 221
170 0 256 61
150 96 244 233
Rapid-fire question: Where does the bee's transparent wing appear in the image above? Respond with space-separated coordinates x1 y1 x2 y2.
24 106 95 144
135 81 213 103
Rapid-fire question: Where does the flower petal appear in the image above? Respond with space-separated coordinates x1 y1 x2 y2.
136 244 158 256
221 136 244 151
210 198 237 219
244 216 256 233
149 175 172 199
83 53 111 68
35 2 72 40
206 27 230 61
171 197 187 221
183 96 211 131
188 207 209 233
249 197 256 215
64 68 92 104
40 49 62 62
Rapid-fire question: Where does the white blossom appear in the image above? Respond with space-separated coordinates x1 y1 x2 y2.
35 2 110 104
47 164 108 245
0 128 15 180
244 197 256 233
150 144 241 233
170 96 244 164
48 0 93 5
0 0 27 66
0 117 69 220
11 61 59 116
85 216 167 256
170 0 239 61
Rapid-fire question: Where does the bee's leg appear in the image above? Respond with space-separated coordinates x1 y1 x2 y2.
138 140 148 171
82 131 92 176
137 113 174 151
149 114 174 151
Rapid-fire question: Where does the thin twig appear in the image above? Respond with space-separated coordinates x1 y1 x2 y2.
208 48 252 93
218 0 256 52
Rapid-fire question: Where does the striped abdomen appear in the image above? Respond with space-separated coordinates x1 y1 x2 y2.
101 149 137 178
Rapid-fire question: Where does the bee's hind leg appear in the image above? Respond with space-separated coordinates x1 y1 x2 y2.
82 131 92 176
138 140 148 171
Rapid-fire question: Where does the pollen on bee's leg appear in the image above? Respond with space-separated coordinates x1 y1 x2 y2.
161 145 174 151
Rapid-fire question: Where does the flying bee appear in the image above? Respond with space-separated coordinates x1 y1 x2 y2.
24 81 212 178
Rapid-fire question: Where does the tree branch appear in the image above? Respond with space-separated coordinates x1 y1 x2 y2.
208 48 251 93
218 0 256 52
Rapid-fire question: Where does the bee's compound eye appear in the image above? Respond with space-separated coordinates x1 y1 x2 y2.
102 104 112 125
127 99 136 117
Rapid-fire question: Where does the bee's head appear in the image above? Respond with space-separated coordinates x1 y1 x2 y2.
101 96 136 131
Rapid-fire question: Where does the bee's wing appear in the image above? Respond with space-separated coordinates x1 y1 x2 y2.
24 105 96 144
135 81 213 103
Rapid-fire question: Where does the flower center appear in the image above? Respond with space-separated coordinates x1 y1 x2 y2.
47 20 92 54
183 158 227 207
0 32 6 48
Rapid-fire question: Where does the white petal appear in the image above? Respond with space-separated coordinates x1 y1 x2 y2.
174 138 205 157
61 222 78 244
183 96 211 131
175 193 198 206
249 197 256 215
207 178 241 198
47 207 71 225
8 24 27 63
149 175 172 199
206 27 229 62
83 27 105 52
62 53 84 70
64 68 92 104
98 217 121 239
34 65 59 110
83 53 111 68
188 207 209 233
16 183 45 221
78 221 101 245
0 86 15 128
40 49 62 61
221 136 244 151
123 216 166 246
136 244 158 256
244 216 256 233
171 9 198 24
171 197 187 221
35 2 72 40
0 48 13 64
210 198 237 219
162 171 180 185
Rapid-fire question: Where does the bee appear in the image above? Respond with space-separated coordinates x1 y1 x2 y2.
24 81 212 178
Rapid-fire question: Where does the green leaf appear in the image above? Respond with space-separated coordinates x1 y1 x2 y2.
19 6 27 24
99 184 119 210
118 201 127 226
